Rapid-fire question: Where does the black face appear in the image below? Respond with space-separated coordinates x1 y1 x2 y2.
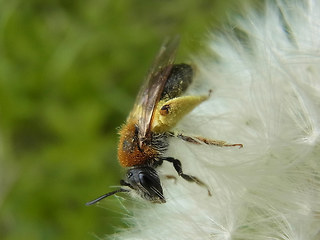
126 166 166 203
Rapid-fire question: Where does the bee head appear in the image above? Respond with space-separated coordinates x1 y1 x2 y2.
126 166 166 203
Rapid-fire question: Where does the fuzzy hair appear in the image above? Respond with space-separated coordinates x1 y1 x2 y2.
108 0 320 239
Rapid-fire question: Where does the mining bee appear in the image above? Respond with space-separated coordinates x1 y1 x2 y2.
86 37 242 205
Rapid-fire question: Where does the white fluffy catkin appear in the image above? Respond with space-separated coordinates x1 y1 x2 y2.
109 0 320 239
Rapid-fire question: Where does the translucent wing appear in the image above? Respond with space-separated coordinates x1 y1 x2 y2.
130 36 180 146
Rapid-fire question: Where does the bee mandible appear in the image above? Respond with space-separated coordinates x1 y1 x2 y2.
86 37 242 205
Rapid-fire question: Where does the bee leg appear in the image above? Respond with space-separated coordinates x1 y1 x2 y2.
152 158 164 168
171 132 243 148
162 157 211 196
152 95 209 133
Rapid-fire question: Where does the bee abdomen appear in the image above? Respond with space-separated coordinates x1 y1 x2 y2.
161 64 193 100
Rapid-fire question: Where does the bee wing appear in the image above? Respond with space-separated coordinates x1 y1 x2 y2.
130 36 180 146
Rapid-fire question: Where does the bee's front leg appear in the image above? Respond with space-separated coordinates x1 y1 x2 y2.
162 157 211 196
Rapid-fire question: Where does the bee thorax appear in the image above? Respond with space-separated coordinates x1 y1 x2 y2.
117 121 167 167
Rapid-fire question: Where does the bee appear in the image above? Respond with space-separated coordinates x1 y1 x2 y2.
86 36 242 205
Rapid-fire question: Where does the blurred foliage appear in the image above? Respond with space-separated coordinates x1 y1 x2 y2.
0 0 248 239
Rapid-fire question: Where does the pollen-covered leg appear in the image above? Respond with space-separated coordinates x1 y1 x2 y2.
162 157 211 196
172 132 243 148
152 94 210 133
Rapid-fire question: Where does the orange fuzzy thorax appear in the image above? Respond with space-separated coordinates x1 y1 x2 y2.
118 121 158 167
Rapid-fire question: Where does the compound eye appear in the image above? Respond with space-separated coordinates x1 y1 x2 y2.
139 172 154 188
138 172 165 202
126 167 165 203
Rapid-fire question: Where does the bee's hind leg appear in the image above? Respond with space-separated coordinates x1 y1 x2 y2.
170 132 243 148
162 157 211 196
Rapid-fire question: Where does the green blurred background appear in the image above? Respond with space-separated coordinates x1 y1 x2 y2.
0 0 248 239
